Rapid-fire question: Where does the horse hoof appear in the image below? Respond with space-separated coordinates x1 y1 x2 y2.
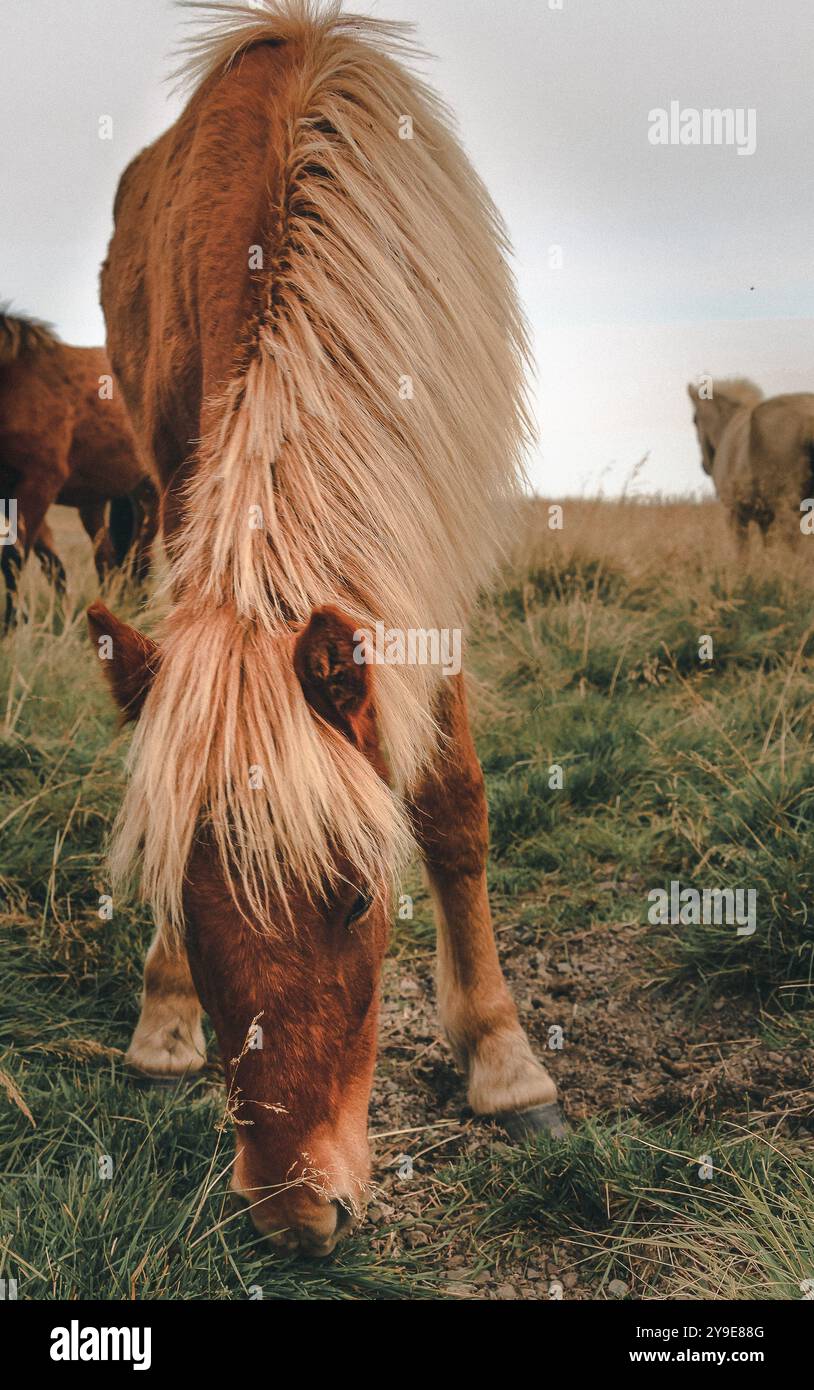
497 1102 567 1141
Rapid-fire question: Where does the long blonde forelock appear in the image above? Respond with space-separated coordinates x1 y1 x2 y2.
112 602 412 937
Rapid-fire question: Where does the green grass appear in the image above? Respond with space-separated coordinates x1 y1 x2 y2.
473 508 814 995
1 499 813 1299
449 1120 814 1299
0 544 442 1300
1 1067 442 1300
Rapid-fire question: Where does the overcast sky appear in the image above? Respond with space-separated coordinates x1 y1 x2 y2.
2 0 813 496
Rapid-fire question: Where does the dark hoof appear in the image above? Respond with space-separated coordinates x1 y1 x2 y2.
497 1102 567 1141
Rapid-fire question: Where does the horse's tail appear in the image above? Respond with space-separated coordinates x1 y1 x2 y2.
0 307 59 366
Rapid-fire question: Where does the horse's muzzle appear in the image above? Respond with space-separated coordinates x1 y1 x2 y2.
247 1193 359 1256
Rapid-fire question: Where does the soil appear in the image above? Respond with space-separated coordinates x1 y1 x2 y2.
367 898 814 1300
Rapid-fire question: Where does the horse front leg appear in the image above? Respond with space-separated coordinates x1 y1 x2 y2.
126 930 206 1080
78 500 116 581
1 536 23 631
129 477 160 583
2 457 69 628
33 519 67 596
407 675 565 1138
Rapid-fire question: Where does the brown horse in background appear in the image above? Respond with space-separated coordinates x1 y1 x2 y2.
90 0 561 1257
0 309 159 627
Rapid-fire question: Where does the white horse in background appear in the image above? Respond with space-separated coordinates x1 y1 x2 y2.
689 378 814 545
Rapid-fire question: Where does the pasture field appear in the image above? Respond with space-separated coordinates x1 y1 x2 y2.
1 496 813 1301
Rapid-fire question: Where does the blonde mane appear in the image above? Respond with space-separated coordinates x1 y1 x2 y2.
114 0 533 935
713 377 764 408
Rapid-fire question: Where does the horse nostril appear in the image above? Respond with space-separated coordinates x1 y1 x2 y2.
332 1198 355 1235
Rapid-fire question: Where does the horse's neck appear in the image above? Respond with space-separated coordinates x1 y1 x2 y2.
713 405 752 489
717 398 750 440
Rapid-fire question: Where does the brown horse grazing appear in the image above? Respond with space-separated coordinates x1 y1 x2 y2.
688 377 814 546
91 0 561 1257
0 309 159 627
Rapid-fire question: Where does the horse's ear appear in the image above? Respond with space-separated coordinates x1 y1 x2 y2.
86 600 159 723
294 605 373 743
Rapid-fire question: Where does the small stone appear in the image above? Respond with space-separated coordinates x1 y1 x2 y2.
446 1282 476 1298
562 1271 578 1288
495 1283 518 1300
607 1279 629 1299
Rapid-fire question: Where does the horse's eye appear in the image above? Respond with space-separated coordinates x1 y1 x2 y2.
346 892 373 925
